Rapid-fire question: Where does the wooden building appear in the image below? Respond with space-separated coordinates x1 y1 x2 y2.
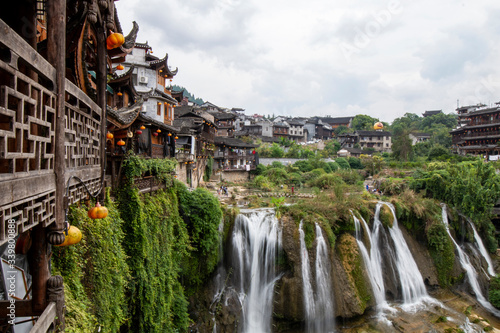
0 0 139 330
451 103 500 158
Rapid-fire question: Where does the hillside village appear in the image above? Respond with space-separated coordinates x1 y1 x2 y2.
1 1 500 332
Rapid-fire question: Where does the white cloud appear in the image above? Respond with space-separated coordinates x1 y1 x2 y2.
115 0 500 123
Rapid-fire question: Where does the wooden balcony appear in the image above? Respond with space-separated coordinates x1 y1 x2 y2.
0 18 102 246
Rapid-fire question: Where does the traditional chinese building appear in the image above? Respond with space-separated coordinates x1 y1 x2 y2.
451 103 500 158
0 0 133 330
119 42 178 125
214 138 257 182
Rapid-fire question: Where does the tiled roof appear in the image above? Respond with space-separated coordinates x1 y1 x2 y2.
107 99 144 128
357 130 391 136
138 113 179 133
215 137 257 148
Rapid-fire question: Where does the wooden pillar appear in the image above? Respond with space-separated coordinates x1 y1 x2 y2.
47 275 65 331
46 0 66 245
96 23 107 200
28 225 49 313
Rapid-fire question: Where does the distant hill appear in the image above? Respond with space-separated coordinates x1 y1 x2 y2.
172 85 204 105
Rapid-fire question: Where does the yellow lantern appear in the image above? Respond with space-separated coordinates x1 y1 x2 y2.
373 122 384 130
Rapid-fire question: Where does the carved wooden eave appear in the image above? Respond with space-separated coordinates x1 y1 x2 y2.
107 98 144 129
108 21 139 63
171 89 184 103
148 53 179 78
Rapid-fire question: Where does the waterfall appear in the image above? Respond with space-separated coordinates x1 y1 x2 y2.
381 203 428 305
467 219 495 277
299 221 316 331
231 209 282 333
441 205 500 317
352 212 387 307
352 203 428 309
299 222 335 333
314 223 335 332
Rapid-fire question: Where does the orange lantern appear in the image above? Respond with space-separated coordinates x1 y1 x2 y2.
140 125 146 130
106 132 114 139
175 136 179 140
157 129 161 133
168 133 172 137
116 64 124 70
373 122 384 130
117 92 123 96
88 202 109 219
106 32 125 50
117 139 125 146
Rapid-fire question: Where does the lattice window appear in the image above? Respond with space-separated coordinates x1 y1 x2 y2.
64 80 102 169
0 190 56 245
0 51 56 180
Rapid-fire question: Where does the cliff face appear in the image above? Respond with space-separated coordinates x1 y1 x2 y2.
193 206 498 332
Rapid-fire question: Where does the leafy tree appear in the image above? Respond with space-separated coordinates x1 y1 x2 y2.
352 114 380 131
427 145 450 160
334 125 350 136
270 143 285 158
420 113 457 131
360 154 385 175
392 129 414 161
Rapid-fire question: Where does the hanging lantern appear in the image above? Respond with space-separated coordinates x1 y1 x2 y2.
159 69 163 73
168 133 172 137
175 136 178 139
117 92 123 96
116 64 124 70
252 150 256 154
106 132 114 139
157 129 161 133
136 130 143 135
88 202 109 219
117 139 125 146
106 32 125 50
140 125 146 130
153 132 158 137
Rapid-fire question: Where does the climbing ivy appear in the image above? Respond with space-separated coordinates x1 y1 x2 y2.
52 188 129 332
175 181 223 292
203 156 214 182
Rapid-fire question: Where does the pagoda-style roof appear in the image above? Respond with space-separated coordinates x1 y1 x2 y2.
108 65 138 96
137 113 179 133
212 112 236 121
319 116 354 124
215 137 257 148
147 53 178 78
423 110 443 117
107 98 144 129
108 21 140 63
149 88 179 104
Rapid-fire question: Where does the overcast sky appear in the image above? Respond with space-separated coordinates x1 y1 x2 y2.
115 0 500 123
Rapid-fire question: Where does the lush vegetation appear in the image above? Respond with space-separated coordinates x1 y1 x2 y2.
53 156 222 332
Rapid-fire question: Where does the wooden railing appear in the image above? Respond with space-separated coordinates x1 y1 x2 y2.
0 18 102 244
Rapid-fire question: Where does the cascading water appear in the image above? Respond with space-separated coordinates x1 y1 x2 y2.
314 223 335 332
231 209 282 333
353 203 428 311
441 204 500 317
467 219 495 277
299 222 335 333
352 212 387 308
382 203 428 305
299 221 316 332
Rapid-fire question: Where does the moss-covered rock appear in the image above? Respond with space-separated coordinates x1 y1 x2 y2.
379 204 394 228
335 234 372 317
